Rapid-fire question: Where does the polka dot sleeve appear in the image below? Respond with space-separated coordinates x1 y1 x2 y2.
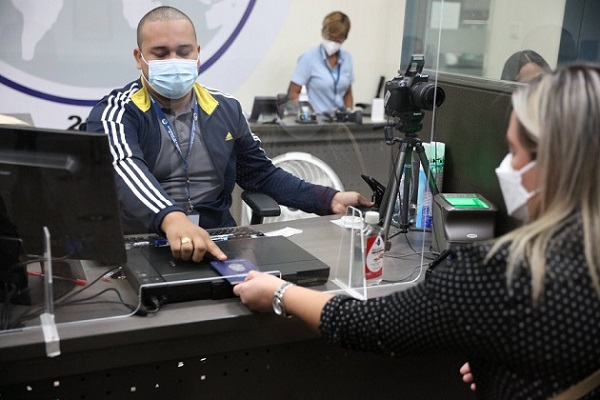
318 214 600 399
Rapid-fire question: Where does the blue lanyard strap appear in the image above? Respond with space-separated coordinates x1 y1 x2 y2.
323 53 341 97
150 97 199 213
150 97 199 168
331 63 341 96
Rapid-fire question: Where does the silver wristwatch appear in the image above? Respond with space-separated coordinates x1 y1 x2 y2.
272 282 295 317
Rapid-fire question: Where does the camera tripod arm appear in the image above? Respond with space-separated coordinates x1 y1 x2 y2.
380 141 411 245
380 137 441 250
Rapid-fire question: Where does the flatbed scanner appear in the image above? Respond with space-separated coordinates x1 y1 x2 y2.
431 193 497 252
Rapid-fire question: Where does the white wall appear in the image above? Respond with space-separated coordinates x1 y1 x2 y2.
233 0 406 113
0 0 406 128
0 1 580 126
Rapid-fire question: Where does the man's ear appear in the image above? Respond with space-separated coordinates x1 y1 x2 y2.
133 48 142 70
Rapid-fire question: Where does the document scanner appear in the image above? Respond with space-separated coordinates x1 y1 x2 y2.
431 193 497 252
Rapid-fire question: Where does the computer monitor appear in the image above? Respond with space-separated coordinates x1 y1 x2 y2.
248 96 279 123
0 125 127 304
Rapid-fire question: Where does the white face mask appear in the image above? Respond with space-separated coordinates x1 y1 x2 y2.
322 39 342 56
495 153 537 221
141 54 199 99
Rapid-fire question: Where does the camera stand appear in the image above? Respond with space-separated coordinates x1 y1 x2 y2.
372 53 445 250
378 117 440 248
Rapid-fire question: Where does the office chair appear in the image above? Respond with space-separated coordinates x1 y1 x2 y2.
241 152 344 225
241 191 281 225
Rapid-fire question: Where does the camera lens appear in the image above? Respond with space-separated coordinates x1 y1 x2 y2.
410 82 445 111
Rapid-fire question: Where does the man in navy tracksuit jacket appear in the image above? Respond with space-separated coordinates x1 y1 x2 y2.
86 6 370 262
87 79 339 232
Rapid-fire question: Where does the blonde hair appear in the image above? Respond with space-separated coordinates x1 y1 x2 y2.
322 11 351 39
487 65 600 302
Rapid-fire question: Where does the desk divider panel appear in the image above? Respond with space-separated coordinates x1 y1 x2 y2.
332 207 367 300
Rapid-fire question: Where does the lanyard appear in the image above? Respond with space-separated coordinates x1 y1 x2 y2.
324 55 341 97
150 97 199 212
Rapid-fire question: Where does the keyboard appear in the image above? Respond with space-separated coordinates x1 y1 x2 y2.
206 225 265 241
124 226 265 249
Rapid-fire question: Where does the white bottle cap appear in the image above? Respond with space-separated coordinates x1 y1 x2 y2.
364 211 380 225
299 85 309 102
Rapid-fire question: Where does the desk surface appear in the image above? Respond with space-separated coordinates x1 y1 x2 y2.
0 216 429 350
0 217 472 400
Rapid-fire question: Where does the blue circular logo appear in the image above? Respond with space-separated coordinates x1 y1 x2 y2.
0 0 256 106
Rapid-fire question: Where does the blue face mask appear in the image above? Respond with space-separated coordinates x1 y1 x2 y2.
142 54 199 99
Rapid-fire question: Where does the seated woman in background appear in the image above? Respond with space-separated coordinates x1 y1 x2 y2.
234 65 600 399
501 49 552 82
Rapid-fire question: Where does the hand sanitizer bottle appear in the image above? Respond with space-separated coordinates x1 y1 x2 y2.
363 211 384 285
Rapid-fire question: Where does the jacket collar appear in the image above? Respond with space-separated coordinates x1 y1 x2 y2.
130 78 219 115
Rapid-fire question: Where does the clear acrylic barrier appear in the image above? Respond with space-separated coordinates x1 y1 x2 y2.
2 260 280 336
40 226 60 357
331 206 367 300
1 260 138 334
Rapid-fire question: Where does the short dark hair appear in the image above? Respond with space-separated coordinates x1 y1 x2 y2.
501 50 551 82
136 6 197 49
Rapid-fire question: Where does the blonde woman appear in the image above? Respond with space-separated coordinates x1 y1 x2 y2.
235 65 600 399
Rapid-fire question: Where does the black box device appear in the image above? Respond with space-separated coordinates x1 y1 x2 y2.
431 193 497 252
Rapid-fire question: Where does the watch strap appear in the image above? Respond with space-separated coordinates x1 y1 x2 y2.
274 282 295 317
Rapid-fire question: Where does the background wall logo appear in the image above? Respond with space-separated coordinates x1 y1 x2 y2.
0 0 264 106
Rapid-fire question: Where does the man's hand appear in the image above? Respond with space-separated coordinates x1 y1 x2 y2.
161 212 227 262
330 191 373 214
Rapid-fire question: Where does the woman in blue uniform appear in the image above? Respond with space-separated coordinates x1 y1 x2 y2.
287 11 354 114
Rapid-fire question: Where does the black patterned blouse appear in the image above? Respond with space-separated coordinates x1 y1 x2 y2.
320 214 600 399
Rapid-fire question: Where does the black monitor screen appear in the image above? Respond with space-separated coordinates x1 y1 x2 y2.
248 96 279 122
0 125 126 269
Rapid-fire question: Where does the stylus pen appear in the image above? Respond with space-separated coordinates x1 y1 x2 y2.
210 234 230 242
152 238 169 247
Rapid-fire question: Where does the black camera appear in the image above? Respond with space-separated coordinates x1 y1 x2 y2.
384 54 445 117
